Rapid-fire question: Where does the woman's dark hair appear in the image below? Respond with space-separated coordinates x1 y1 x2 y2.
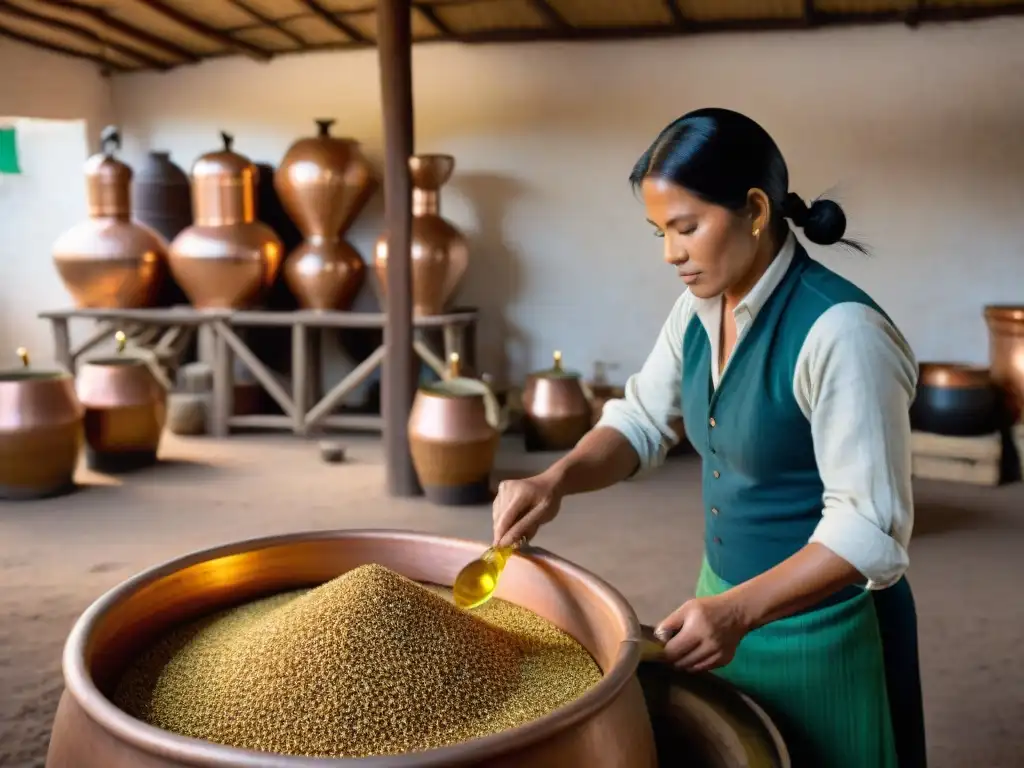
629 107 865 252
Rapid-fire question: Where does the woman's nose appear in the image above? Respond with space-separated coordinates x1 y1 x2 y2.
663 238 685 265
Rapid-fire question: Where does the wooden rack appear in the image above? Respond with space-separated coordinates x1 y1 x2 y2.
39 306 478 438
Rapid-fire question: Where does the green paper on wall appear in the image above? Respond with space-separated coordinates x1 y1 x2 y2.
0 127 22 174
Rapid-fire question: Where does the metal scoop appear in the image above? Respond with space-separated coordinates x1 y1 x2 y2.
452 536 528 610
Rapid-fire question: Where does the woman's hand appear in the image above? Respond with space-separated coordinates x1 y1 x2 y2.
492 475 564 548
654 593 752 672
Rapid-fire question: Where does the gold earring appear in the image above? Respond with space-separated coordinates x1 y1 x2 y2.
752 227 760 238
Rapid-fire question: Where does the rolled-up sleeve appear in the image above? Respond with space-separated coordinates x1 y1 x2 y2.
795 302 918 589
595 293 691 474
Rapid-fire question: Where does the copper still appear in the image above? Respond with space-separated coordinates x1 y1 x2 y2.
75 332 167 473
408 353 507 505
523 351 595 452
909 363 1001 436
275 119 376 311
168 132 283 309
374 154 469 316
132 150 193 307
46 530 789 767
0 347 83 500
984 305 1024 423
52 126 168 309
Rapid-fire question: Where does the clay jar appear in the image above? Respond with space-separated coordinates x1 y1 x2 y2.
132 150 193 307
169 132 283 309
522 351 594 452
408 353 507 505
984 305 1024 423
374 154 469 316
909 363 1001 436
76 334 167 473
275 119 376 311
52 126 168 309
0 347 84 499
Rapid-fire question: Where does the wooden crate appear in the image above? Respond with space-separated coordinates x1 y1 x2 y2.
910 431 1002 486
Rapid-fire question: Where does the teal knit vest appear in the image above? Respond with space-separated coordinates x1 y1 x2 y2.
682 244 891 596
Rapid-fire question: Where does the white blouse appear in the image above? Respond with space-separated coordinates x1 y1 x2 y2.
596 233 918 590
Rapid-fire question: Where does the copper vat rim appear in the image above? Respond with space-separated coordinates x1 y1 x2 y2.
984 304 1024 323
61 528 644 767
0 369 73 384
917 362 992 390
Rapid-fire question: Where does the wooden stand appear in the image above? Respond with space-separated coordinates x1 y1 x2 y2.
910 430 1002 486
40 307 478 438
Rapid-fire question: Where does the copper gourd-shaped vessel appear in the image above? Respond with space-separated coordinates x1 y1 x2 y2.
408 353 508 505
984 305 1024 424
0 347 84 499
52 126 168 309
523 351 595 452
374 154 469 316
275 119 377 311
168 132 283 309
46 530 790 767
76 331 167 473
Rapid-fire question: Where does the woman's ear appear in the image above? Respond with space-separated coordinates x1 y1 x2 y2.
746 188 771 236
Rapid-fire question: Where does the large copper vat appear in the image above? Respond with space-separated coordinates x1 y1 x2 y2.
46 530 789 767
169 132 283 309
75 333 167 473
0 348 84 500
52 126 168 309
276 119 376 311
409 353 506 505
374 154 469 316
523 351 594 452
984 305 1024 423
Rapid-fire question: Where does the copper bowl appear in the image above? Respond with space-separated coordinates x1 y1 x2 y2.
909 362 1001 436
0 367 83 499
47 530 789 767
76 357 167 473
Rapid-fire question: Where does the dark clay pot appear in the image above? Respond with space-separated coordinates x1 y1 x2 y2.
909 363 1001 436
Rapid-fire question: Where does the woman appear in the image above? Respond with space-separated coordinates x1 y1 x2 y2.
492 108 926 768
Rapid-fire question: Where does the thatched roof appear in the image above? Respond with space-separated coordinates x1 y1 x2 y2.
0 0 1020 73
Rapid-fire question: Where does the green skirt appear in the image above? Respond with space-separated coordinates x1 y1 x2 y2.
696 558 923 768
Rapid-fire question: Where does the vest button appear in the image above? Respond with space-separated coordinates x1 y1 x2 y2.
713 536 722 545
709 417 716 427
713 470 720 479
711 507 719 515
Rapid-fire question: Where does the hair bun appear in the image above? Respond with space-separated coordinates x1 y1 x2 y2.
783 193 847 246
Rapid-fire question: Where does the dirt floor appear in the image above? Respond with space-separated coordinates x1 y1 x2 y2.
1 432 1022 767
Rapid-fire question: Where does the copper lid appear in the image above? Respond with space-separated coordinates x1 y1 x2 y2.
531 350 581 380
917 362 991 390
85 126 132 219
191 131 257 227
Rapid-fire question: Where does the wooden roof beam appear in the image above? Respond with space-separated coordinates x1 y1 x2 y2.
413 3 453 37
0 1 168 69
227 0 306 47
134 0 272 60
664 1 687 29
0 20 125 71
295 0 371 44
526 0 570 30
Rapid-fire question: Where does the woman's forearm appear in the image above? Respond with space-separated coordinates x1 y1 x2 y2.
538 427 640 497
728 543 865 631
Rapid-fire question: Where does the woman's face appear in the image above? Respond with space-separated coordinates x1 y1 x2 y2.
641 176 766 300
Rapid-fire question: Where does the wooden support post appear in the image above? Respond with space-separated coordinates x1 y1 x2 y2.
377 0 420 497
292 323 308 435
50 318 72 371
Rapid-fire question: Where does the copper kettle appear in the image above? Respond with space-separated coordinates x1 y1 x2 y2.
52 126 169 309
522 350 594 452
408 353 508 506
168 132 283 309
0 347 84 499
75 332 167 473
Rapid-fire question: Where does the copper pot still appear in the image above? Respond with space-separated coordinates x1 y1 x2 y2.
984 305 1024 424
0 347 83 500
46 530 790 768
52 126 169 309
275 119 376 311
408 353 507 506
523 351 594 452
374 154 469 316
75 332 167 473
169 132 283 309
